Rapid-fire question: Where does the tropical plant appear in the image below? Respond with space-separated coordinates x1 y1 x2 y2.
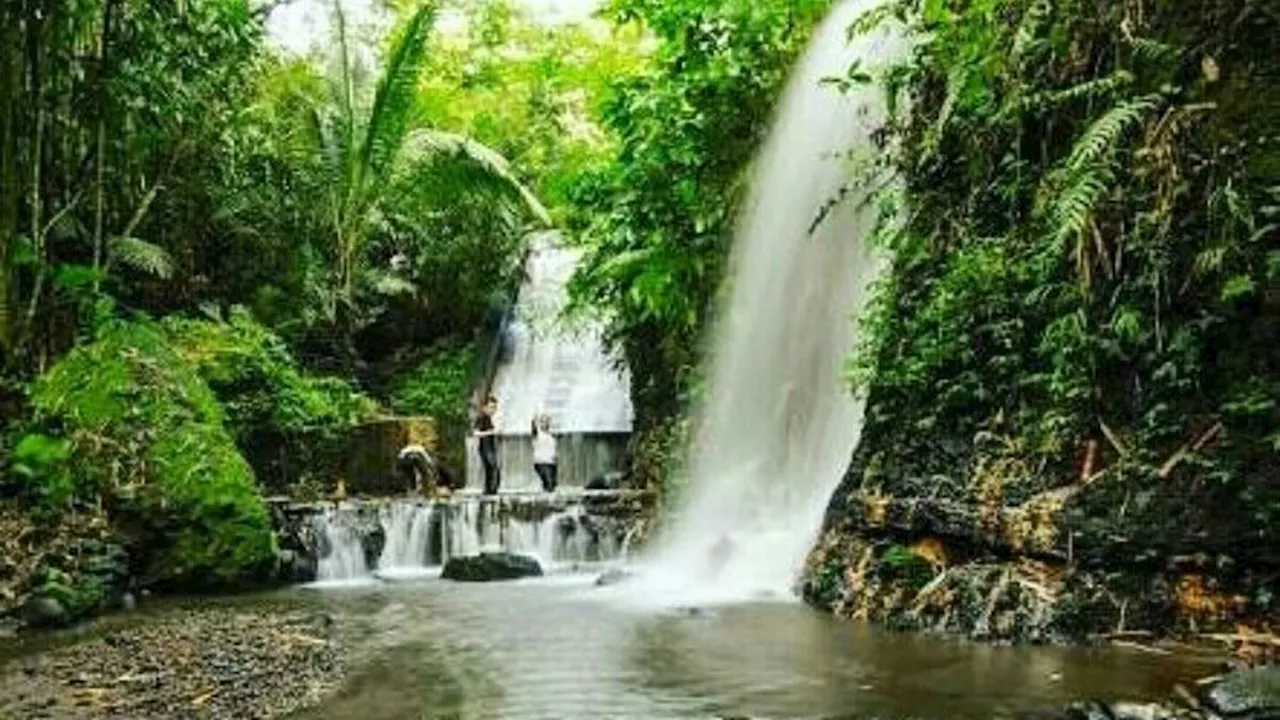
306 0 551 343
842 0 1278 531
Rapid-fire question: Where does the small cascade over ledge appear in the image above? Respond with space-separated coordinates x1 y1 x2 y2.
276 490 651 584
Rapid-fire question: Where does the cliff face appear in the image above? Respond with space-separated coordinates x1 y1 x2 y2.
799 0 1279 644
801 424 1280 643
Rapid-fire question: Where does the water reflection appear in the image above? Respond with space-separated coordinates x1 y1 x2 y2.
289 576 1212 720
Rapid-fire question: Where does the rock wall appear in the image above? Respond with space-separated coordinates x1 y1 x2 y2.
801 438 1280 644
344 417 438 495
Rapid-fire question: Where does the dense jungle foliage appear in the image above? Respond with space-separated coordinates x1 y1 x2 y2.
845 0 1278 523
799 0 1279 639
0 0 648 623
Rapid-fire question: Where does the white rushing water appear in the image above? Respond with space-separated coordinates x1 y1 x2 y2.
314 508 370 584
632 0 908 605
311 496 626 584
472 231 634 491
443 497 600 568
376 502 438 579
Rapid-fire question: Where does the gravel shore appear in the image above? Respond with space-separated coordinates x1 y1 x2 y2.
0 605 345 719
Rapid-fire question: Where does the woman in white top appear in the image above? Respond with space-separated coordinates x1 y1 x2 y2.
531 413 558 492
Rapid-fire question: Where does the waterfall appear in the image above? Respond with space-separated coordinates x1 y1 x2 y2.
469 231 633 491
637 0 908 602
441 496 620 568
376 502 438 577
314 508 370 583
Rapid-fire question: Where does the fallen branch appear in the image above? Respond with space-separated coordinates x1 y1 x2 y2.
1201 631 1280 647
975 568 1013 635
1080 439 1099 483
1112 639 1173 656
1158 421 1224 479
910 568 954 615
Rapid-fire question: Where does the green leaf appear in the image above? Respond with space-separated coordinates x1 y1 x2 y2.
1220 274 1257 303
53 264 105 290
109 236 175 279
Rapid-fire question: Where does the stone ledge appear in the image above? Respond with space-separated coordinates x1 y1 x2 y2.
829 488 1280 571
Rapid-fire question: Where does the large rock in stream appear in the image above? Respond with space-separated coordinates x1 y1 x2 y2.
1203 665 1280 717
442 553 543 582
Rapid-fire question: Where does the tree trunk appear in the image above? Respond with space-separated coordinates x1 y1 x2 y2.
0 3 20 356
91 0 116 294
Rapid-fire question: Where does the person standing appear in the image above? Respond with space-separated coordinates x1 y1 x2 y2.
473 395 501 495
531 413 558 492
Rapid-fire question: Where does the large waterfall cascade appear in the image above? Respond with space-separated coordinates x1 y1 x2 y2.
468 231 634 491
633 0 909 604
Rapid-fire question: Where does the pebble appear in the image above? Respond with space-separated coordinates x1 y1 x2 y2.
0 606 346 719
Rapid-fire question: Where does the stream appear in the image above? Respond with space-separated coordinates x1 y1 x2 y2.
285 571 1210 720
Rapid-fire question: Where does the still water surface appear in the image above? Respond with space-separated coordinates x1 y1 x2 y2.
287 573 1211 720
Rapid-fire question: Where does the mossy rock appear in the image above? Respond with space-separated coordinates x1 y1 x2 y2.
441 552 543 582
30 320 277 590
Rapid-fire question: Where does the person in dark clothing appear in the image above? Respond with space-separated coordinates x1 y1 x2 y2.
396 444 434 495
395 444 461 497
473 395 501 495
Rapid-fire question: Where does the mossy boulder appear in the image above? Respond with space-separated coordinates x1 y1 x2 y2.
30 320 276 590
164 309 378 495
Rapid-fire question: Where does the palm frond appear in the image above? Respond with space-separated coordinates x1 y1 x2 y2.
394 129 552 226
109 236 175 279
360 2 438 190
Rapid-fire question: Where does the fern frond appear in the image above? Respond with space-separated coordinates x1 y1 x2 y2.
1002 72 1135 119
1011 0 1052 59
1129 36 1181 65
109 236 175 279
1066 95 1161 171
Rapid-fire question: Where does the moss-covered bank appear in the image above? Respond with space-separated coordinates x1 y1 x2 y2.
802 0 1279 644
2 314 377 628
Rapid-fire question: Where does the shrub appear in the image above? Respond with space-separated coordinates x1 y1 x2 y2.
164 308 379 494
388 344 474 470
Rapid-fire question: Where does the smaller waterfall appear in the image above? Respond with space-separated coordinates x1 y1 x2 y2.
313 508 370 583
441 496 623 569
299 493 640 587
377 502 438 578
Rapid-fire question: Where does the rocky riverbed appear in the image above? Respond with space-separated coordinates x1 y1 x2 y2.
0 604 345 719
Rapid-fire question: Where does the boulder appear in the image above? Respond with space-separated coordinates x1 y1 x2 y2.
595 568 633 587
23 595 68 628
278 549 317 584
1204 666 1280 717
441 553 543 582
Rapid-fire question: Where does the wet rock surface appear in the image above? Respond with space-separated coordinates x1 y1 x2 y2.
441 552 543 581
594 567 632 586
0 606 344 719
1204 665 1280 716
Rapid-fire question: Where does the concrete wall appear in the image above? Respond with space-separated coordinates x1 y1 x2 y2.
465 432 629 492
